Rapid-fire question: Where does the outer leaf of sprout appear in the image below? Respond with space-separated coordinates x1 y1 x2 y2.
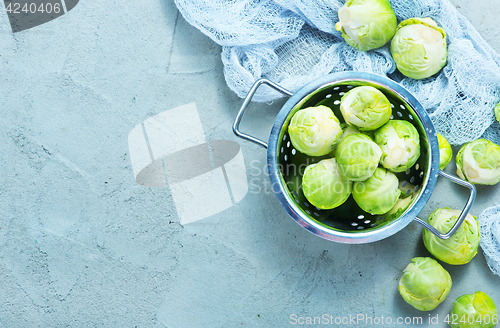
374 120 421 173
422 208 480 265
302 158 353 210
335 133 383 181
450 291 498 328
456 139 500 185
352 167 401 215
288 105 343 156
390 18 447 79
437 133 453 170
398 257 452 311
340 86 392 131
335 0 397 51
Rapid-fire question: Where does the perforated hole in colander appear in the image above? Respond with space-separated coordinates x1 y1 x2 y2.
276 82 430 232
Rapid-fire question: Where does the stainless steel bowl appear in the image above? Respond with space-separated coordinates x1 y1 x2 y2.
233 72 476 244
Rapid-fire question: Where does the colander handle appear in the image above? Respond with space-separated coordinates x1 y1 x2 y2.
413 170 477 240
233 78 293 149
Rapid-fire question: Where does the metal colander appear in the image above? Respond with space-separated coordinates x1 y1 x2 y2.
234 72 476 244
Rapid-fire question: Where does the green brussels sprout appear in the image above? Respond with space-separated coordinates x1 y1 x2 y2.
438 133 453 170
495 101 500 124
423 208 480 265
335 133 383 181
374 120 421 173
335 0 397 51
288 105 343 157
450 291 498 328
339 86 392 131
398 257 452 311
390 18 447 79
352 167 401 215
302 158 353 209
456 138 500 185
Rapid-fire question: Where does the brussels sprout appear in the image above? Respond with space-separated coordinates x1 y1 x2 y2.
374 120 421 172
438 133 453 170
335 0 397 51
335 133 383 181
288 105 343 156
450 291 498 328
495 101 500 124
456 138 500 185
302 158 353 209
339 86 392 131
352 167 401 215
423 208 480 265
398 257 452 311
390 18 447 79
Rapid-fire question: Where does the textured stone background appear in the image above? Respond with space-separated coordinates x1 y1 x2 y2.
0 0 499 327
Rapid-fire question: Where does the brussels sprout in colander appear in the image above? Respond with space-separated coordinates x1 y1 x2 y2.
335 0 397 51
374 120 421 173
423 208 480 265
398 257 452 311
301 158 353 210
437 133 453 170
456 138 500 185
339 85 392 131
288 105 343 156
335 133 383 181
352 167 401 215
450 291 498 328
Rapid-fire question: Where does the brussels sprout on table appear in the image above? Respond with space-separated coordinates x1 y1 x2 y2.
423 208 480 265
390 18 447 79
288 105 343 156
449 291 498 328
335 133 383 181
438 133 453 170
335 0 397 51
456 138 500 185
495 101 500 124
398 257 452 311
339 86 392 131
352 167 401 215
374 120 421 173
302 158 353 210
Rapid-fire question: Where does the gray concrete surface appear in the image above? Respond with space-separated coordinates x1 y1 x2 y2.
0 0 499 327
